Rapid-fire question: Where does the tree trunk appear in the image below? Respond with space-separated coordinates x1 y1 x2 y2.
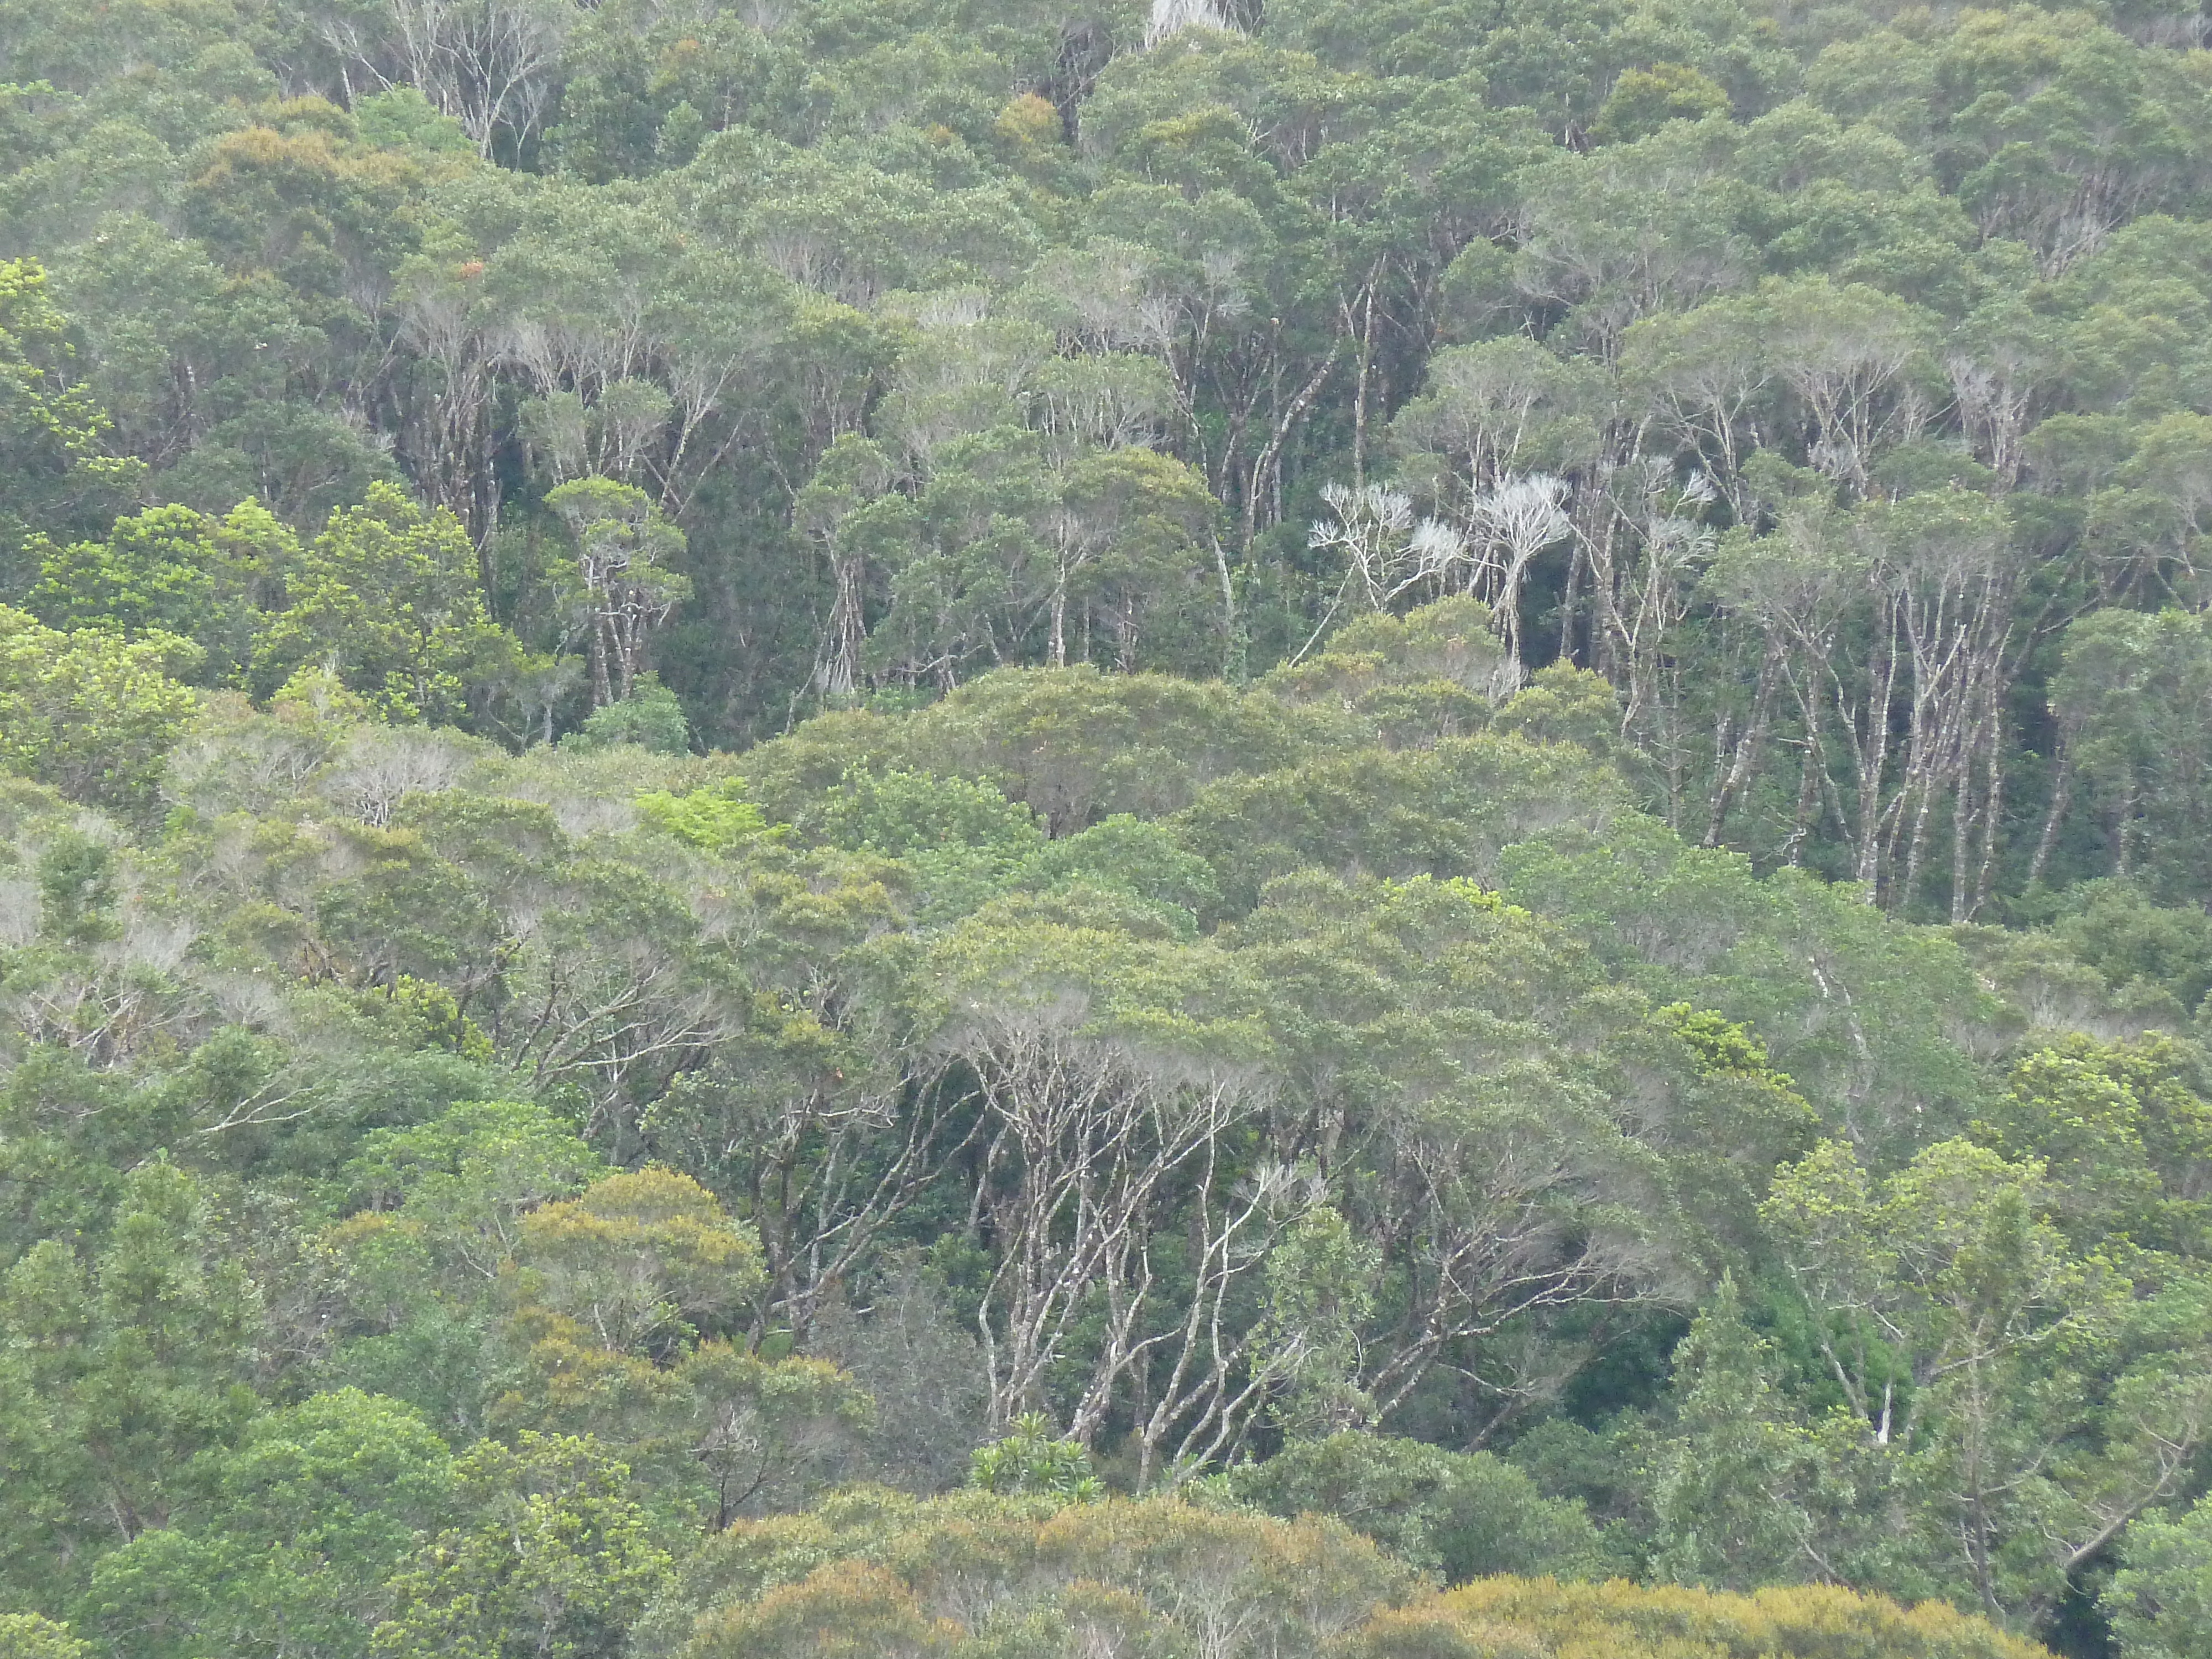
2027 737 2074 890
1705 645 1780 848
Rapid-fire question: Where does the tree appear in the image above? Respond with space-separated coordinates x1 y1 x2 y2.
253 483 522 727
2047 607 2212 901
1392 338 1604 497
2108 1494 2212 1659
322 1099 605 1433
665 1491 1412 1659
0 604 197 816
924 899 1278 1480
1045 445 1220 673
1592 64 1732 145
1249 1204 1379 1437
513 1167 764 1357
1221 872 1679 1435
1648 1275 1835 1591
0 1162 259 1592
1510 120 1752 357
791 435 904 701
22 497 300 687
967 1413 1102 1499
0 258 139 570
1398 1577 2048 1659
546 478 692 709
564 678 691 754
1758 1135 2212 1624
1977 1034 2212 1259
1927 9 2206 271
82 1390 458 1659
318 0 573 156
674 1344 873 1531
1224 1431 1612 1583
372 1434 672 1659
27 507 227 644
0 1614 91 1659
1705 487 2022 915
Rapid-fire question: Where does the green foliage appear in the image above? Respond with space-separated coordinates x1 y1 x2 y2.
968 1414 1102 1500
34 831 119 945
1648 1273 1832 1592
1735 1130 2212 1626
566 680 694 755
646 1489 2031 1659
2051 609 2212 905
372 1433 672 1659
1224 1432 1615 1583
1396 1577 2051 1659
1592 66 1733 145
0 258 139 566
0 1614 90 1659
635 778 773 855
515 1166 766 1354
0 603 197 815
1251 1204 1379 1436
2110 1493 2212 1659
353 90 472 157
1976 1034 2212 1257
0 618 2196 1653
83 1390 457 1659
1260 598 1512 747
1173 728 1621 919
1657 1003 1784 1080
810 766 1044 921
664 1490 1413 1659
2044 879 2212 1019
29 506 224 640
547 479 692 712
252 484 521 726
15 1 2212 1644
0 1161 259 1596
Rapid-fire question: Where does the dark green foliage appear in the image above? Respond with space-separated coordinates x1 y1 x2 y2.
34 831 118 945
1223 1432 1616 1582
567 680 695 757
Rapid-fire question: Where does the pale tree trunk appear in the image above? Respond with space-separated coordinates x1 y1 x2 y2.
1843 606 1905 899
961 1027 1266 1438
1242 350 1338 552
2027 733 2075 890
1705 642 1781 848
1779 670 1832 868
818 544 867 698
1110 1138 1287 1487
1349 280 1378 492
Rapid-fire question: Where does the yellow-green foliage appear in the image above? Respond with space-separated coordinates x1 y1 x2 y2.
515 1167 766 1353
664 1489 1415 1658
0 603 197 816
1357 1577 2052 1659
637 776 776 855
659 1503 2048 1659
0 1611 92 1659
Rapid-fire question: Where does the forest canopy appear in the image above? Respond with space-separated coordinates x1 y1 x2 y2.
7 0 2212 1653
